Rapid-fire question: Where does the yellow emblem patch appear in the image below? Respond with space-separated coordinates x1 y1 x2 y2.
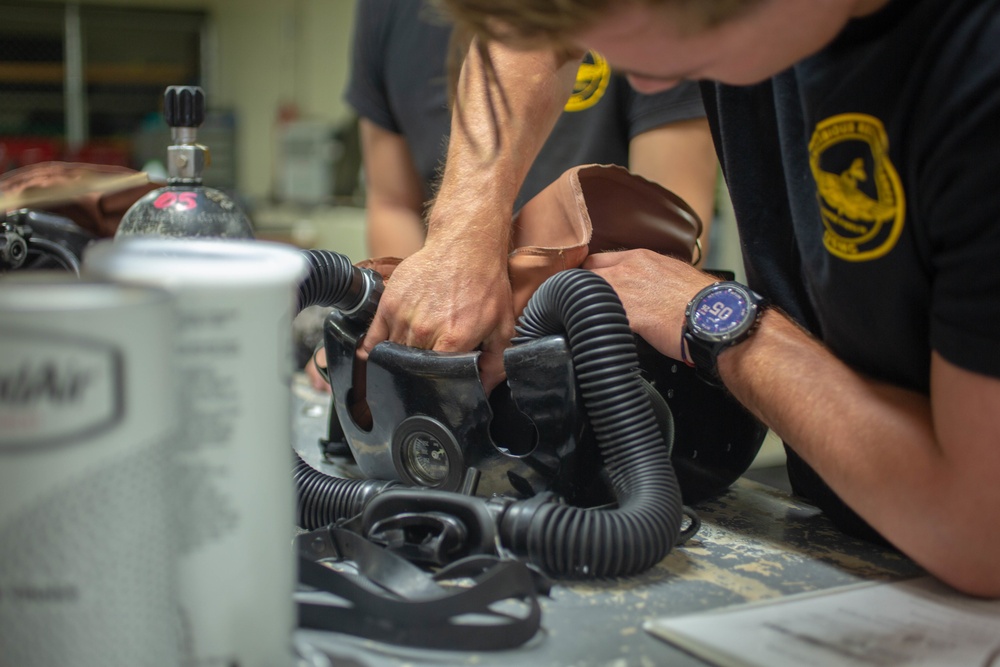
565 51 611 112
808 113 905 261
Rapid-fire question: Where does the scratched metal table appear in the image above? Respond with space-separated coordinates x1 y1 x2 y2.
290 376 922 667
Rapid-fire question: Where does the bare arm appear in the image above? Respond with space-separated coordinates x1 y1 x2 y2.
359 118 427 258
584 249 1000 597
361 40 580 390
628 117 717 265
726 322 1000 597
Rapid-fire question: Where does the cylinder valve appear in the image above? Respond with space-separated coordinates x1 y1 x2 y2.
116 86 254 239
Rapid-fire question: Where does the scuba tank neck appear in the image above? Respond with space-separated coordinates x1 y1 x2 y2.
115 85 254 239
165 86 207 185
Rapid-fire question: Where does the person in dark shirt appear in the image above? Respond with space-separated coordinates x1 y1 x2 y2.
358 0 1000 598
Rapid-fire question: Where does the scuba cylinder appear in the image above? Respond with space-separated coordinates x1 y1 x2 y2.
116 86 254 239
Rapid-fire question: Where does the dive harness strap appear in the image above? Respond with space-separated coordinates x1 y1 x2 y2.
296 524 550 651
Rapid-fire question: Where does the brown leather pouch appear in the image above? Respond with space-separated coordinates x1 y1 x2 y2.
507 163 702 315
0 161 158 237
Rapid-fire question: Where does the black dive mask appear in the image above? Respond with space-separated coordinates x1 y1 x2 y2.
316 266 766 507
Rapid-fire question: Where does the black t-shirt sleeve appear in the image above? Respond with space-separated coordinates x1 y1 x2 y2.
919 9 1000 377
343 0 399 134
626 80 706 139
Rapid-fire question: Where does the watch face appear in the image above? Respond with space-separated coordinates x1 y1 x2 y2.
691 286 751 339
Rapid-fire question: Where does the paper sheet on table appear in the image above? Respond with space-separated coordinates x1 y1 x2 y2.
644 577 1000 667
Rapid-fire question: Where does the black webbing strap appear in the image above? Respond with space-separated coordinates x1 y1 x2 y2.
297 526 549 651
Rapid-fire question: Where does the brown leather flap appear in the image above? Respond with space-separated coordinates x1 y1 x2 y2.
509 163 702 316
579 164 701 257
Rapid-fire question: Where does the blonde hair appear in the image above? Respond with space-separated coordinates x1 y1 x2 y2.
430 0 760 48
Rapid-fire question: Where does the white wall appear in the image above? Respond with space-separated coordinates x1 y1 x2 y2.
208 0 356 200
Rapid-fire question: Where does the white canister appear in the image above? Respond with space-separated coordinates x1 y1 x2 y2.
84 238 308 667
0 275 183 667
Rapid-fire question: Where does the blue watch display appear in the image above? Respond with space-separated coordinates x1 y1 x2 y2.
683 282 768 385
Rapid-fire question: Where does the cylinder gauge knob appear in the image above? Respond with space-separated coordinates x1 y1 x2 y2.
164 86 205 129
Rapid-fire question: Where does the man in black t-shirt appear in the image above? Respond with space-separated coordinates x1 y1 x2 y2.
359 0 1000 598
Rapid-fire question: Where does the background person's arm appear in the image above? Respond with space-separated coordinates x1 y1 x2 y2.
629 117 717 265
360 118 427 258
303 118 427 393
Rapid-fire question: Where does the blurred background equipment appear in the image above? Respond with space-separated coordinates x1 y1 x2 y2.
0 1 207 172
0 161 158 274
0 208 93 274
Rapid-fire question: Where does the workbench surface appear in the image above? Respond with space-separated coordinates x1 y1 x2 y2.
290 377 922 667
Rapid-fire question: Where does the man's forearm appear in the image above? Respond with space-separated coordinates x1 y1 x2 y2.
427 39 579 248
719 312 1000 596
359 41 579 386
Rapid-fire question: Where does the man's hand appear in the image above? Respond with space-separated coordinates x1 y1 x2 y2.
360 237 515 392
583 249 713 358
357 40 578 393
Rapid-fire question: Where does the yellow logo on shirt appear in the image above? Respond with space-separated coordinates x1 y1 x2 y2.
565 51 611 112
809 114 905 261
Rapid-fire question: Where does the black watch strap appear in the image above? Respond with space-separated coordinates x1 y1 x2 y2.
683 329 724 386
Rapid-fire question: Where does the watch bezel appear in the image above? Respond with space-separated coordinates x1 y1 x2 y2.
684 282 763 343
682 281 768 386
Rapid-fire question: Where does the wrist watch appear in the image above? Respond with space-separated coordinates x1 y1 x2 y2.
682 281 768 386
